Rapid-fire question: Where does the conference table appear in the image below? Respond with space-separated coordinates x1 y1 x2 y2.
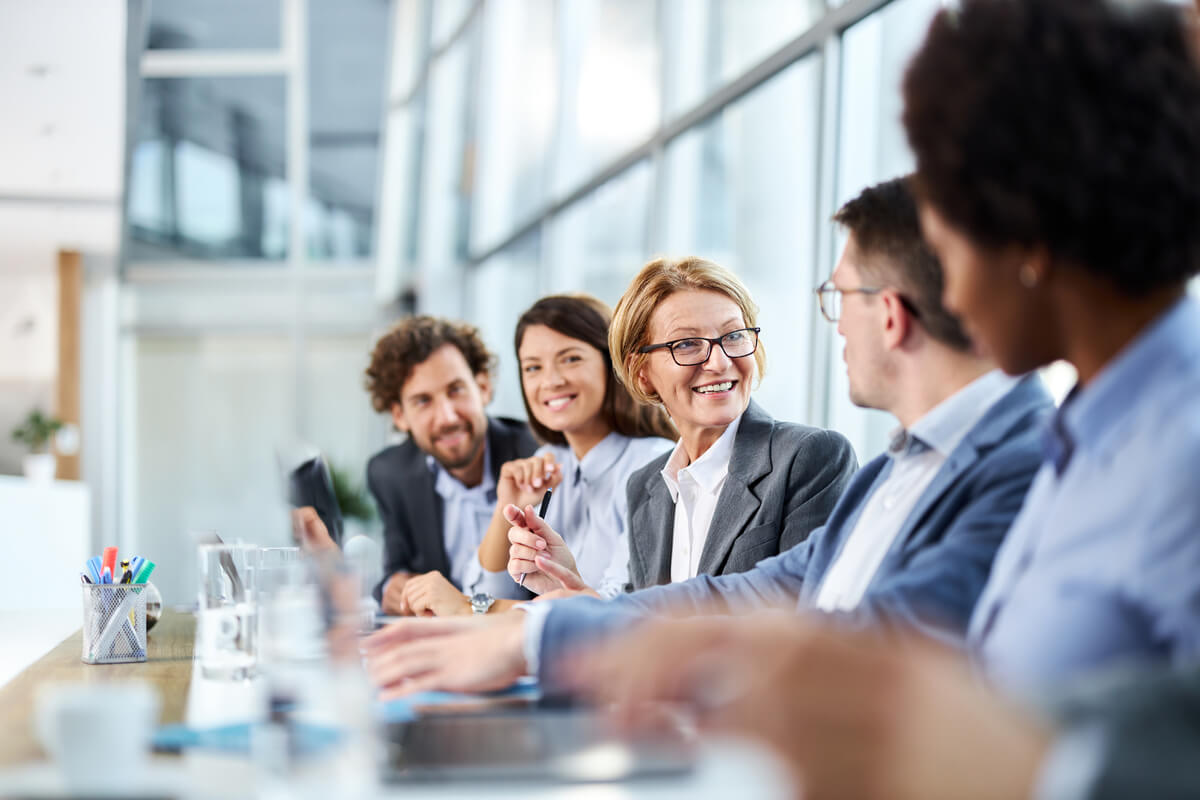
0 610 791 799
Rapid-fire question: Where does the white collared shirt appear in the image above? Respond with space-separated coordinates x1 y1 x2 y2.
813 370 1018 612
661 412 744 583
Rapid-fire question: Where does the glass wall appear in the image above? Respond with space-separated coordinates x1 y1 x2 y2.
379 0 948 464
826 0 943 457
660 58 822 420
118 0 962 582
118 0 395 589
128 77 288 260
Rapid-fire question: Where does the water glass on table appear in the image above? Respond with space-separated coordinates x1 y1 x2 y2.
196 543 260 680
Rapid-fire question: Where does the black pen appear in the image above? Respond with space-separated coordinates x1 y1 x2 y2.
518 489 553 589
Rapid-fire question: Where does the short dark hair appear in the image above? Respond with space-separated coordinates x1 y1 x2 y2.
515 294 678 446
902 0 1200 295
365 316 496 412
834 177 972 351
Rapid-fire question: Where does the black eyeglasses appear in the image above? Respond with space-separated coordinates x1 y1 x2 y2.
814 279 921 323
638 327 761 367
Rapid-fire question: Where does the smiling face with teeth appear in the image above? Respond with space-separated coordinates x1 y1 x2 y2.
518 324 610 450
637 289 757 461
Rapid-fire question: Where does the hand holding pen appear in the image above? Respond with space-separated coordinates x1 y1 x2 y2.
514 489 552 589
506 494 590 596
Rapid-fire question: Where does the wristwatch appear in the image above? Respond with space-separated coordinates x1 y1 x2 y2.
469 592 495 615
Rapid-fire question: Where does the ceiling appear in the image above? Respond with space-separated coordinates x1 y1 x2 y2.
0 0 126 266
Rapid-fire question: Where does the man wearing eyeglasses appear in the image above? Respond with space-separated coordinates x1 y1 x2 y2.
363 176 1054 698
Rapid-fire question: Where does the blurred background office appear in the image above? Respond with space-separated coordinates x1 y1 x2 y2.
2 0 1044 608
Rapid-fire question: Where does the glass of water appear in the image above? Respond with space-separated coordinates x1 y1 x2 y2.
196 543 260 680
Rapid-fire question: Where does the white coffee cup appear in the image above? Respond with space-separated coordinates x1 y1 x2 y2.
34 681 159 794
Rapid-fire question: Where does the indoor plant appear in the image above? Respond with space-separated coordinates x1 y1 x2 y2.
11 408 63 482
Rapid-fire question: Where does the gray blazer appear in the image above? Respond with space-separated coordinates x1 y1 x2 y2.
625 399 858 589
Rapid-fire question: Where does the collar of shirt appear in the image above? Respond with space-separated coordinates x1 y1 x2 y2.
564 431 632 488
1052 296 1200 473
427 439 496 502
661 410 744 503
888 369 1020 460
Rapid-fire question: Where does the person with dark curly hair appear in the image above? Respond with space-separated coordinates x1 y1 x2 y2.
358 316 539 615
900 0 1200 695
498 5 1200 800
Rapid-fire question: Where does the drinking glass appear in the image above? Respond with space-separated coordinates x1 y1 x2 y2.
196 543 259 680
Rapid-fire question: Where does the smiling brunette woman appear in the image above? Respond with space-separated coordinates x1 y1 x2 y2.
362 257 859 698
479 295 678 596
396 294 678 616
507 256 858 591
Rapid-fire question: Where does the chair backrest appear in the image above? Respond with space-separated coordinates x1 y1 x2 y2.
287 454 344 547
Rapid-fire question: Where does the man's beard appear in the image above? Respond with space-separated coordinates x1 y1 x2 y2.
429 423 485 471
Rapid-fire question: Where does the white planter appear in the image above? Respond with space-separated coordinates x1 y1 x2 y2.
22 453 57 484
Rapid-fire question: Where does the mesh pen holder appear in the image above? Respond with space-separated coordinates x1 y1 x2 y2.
81 584 148 664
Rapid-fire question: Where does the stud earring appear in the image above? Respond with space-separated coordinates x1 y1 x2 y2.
1019 264 1040 288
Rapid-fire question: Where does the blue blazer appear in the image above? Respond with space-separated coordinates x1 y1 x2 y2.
537 376 1053 684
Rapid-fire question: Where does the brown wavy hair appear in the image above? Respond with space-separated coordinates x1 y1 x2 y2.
365 316 496 412
515 294 677 446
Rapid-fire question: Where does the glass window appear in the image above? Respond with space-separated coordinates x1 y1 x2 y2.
308 0 391 261
470 0 557 253
127 76 288 261
662 0 824 116
661 58 822 425
129 334 295 605
146 0 281 50
466 231 544 421
432 0 475 49
825 0 944 460
300 334 381 484
545 161 653 306
375 106 418 302
552 0 660 195
390 0 427 102
417 28 477 276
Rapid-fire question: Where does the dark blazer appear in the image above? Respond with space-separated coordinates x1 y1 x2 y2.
538 377 1052 683
625 399 859 589
368 416 538 600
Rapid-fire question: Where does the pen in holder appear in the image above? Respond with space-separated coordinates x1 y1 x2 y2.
81 584 148 664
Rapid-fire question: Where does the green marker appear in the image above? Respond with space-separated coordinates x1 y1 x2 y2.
132 559 156 584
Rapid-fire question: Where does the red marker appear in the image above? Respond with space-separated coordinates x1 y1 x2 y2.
101 546 119 580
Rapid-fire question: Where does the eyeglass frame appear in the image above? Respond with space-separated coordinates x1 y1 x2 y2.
637 326 762 367
814 279 922 323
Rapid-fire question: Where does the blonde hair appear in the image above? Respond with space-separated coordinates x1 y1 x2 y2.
608 256 766 406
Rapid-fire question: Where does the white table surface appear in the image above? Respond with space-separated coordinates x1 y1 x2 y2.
0 643 796 799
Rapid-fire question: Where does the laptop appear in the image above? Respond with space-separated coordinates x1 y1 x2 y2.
380 702 697 784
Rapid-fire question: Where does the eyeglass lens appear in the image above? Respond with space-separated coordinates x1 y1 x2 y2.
670 329 757 366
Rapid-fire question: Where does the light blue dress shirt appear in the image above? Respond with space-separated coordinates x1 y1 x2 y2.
969 297 1200 696
542 433 676 596
474 432 674 599
428 443 500 595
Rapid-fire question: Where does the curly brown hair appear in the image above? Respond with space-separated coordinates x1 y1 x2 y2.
365 316 497 413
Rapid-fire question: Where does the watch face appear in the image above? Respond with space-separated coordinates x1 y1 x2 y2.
470 593 493 613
